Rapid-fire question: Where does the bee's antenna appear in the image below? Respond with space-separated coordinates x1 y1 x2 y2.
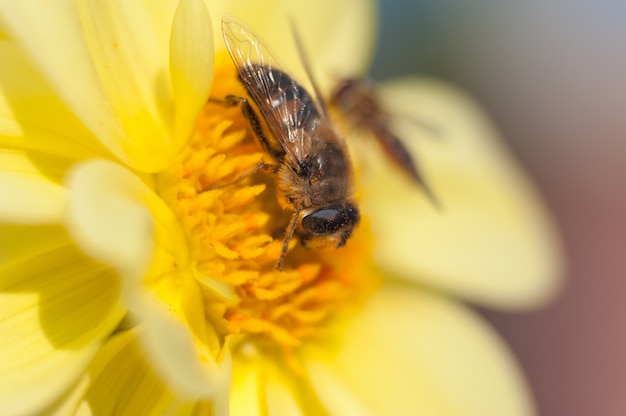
289 17 328 117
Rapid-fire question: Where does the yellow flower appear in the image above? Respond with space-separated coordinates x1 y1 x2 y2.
0 0 563 415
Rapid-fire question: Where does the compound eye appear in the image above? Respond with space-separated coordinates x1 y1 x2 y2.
301 204 360 236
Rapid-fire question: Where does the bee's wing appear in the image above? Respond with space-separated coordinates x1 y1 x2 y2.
221 16 282 79
222 17 317 166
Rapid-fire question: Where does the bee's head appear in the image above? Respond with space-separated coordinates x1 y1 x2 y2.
299 202 360 249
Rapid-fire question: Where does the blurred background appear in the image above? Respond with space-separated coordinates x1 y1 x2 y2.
372 1 626 415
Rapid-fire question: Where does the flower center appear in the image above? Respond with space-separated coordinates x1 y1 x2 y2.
156 54 376 354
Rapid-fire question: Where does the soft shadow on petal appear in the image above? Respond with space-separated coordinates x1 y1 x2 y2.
208 0 376 90
0 225 123 415
304 286 535 416
0 40 110 160
0 149 68 224
80 330 188 415
81 329 230 416
360 78 564 309
170 0 214 152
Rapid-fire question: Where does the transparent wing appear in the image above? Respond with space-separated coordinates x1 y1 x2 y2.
222 17 320 165
221 16 282 78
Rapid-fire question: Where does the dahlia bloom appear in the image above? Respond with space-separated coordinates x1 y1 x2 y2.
0 0 562 415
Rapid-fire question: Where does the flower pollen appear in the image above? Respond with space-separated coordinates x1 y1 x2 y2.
155 55 376 355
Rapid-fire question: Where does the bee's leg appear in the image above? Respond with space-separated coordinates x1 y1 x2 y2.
369 123 441 209
201 162 278 192
211 95 286 162
207 96 239 106
275 208 300 271
330 78 441 209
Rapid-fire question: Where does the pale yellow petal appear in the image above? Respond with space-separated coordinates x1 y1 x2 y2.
127 287 230 400
288 0 377 87
230 344 329 416
64 159 156 280
74 0 179 171
0 40 110 160
0 2 131 166
0 149 68 224
0 1 179 172
43 375 90 416
129 269 233 405
0 226 123 415
65 158 191 300
265 379 307 416
360 78 564 309
208 0 376 90
170 0 214 152
304 286 535 416
296 371 375 416
229 348 265 416
64 160 226 399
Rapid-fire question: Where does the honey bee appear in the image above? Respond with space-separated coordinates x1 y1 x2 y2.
330 78 439 207
220 18 359 270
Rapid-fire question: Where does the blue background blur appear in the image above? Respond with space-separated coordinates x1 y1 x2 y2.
373 2 626 415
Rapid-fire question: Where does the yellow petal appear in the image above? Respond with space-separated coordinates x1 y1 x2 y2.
0 224 66 264
0 1 180 172
80 330 185 415
304 286 535 416
64 159 156 280
360 78 564 309
0 226 123 415
170 0 214 152
209 0 376 90
82 329 230 415
0 149 68 224
0 40 109 160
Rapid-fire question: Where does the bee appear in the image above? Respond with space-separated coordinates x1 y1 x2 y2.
220 17 360 270
330 78 439 207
